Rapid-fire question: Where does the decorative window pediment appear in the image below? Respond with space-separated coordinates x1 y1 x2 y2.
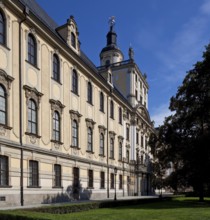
98 125 106 135
85 118 95 129
49 99 65 115
23 85 43 108
118 135 124 142
109 131 116 139
70 110 82 123
0 70 14 92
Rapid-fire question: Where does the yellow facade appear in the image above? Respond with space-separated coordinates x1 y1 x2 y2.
0 0 154 207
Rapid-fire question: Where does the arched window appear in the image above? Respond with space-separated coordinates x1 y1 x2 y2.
28 99 37 134
87 82 92 104
71 32 76 48
53 111 60 142
99 133 104 155
110 138 114 159
119 107 122 124
72 70 78 94
28 33 37 66
0 85 6 125
0 11 6 45
87 127 93 152
72 120 78 147
119 142 122 161
53 54 60 82
110 100 114 119
100 92 104 112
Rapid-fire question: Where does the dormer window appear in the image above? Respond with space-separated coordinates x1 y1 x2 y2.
71 32 76 48
105 60 110 66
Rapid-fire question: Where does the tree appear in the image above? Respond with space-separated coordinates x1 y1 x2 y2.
150 44 210 201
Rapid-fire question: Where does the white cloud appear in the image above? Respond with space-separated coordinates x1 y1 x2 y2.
157 14 209 84
200 0 210 15
151 103 172 127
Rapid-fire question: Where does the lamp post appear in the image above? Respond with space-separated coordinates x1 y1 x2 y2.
114 167 117 200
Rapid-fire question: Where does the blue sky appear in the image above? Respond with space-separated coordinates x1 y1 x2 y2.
36 0 210 126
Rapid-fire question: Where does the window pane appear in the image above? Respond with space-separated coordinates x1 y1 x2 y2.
0 111 5 124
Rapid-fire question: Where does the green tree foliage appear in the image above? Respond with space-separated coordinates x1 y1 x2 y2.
150 44 210 201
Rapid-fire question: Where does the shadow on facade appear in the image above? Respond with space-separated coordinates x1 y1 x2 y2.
42 182 92 204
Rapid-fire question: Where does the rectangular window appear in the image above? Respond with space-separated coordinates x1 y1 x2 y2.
0 156 8 186
145 137 147 150
73 167 79 188
126 127 130 141
29 160 38 187
119 174 123 189
141 135 144 148
136 132 139 144
54 164 61 187
88 169 93 188
110 173 114 189
100 171 105 189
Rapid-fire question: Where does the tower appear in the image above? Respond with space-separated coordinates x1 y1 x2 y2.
100 17 124 66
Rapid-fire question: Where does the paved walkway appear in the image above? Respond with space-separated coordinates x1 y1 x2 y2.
0 195 160 210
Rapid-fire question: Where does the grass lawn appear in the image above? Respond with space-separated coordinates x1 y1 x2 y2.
1 197 210 220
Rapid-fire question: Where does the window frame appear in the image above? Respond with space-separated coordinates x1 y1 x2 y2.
110 137 114 159
110 173 114 189
99 133 104 156
71 32 76 48
52 54 60 82
119 142 122 161
87 82 92 104
28 33 37 66
27 99 37 135
29 160 39 187
118 107 122 124
52 111 61 142
0 155 9 187
54 164 62 188
72 69 78 94
87 127 93 152
110 100 114 119
0 10 6 46
72 119 78 147
88 169 94 188
119 174 123 189
0 84 7 126
100 171 105 189
99 92 104 112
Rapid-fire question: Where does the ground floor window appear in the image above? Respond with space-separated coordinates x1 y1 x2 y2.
0 156 8 186
88 169 94 188
54 164 61 187
100 171 105 189
110 173 114 189
29 160 39 187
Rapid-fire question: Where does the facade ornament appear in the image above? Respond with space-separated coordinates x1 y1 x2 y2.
128 46 134 60
0 70 14 92
85 118 96 129
49 99 65 115
23 85 43 108
98 125 106 135
0 125 6 136
70 110 82 123
109 131 116 139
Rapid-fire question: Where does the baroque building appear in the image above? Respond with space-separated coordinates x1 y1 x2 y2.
0 0 154 207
